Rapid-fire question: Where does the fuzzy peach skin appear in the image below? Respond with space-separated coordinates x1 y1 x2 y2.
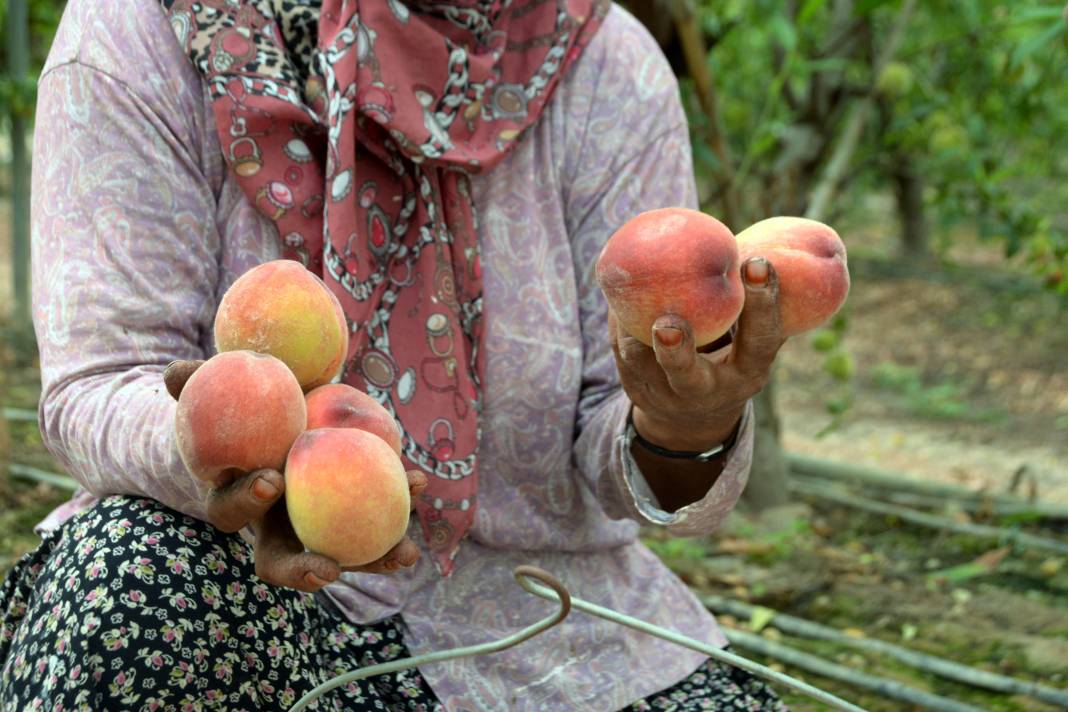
214 259 349 391
595 207 745 347
735 217 850 336
304 383 403 456
285 428 411 567
175 350 307 485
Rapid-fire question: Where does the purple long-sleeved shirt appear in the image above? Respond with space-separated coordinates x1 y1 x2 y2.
31 1 755 709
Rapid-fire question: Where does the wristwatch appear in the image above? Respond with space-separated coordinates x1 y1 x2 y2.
624 407 739 463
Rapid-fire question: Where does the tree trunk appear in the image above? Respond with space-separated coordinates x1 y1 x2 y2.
892 152 930 260
741 374 791 509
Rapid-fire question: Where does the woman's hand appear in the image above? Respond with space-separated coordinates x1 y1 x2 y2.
609 257 786 452
164 360 425 591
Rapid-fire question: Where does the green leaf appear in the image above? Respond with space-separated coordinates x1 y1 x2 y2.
797 0 827 26
1010 22 1066 68
749 606 777 633
810 330 838 352
769 14 798 53
824 351 855 381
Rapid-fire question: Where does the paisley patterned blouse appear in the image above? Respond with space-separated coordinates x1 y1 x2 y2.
30 1 754 709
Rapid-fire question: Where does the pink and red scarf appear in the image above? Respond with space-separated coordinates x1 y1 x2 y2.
161 0 607 574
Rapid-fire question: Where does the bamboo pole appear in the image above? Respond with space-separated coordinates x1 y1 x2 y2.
705 596 1068 708
723 628 986 712
791 479 1068 556
788 453 1068 519
8 463 79 491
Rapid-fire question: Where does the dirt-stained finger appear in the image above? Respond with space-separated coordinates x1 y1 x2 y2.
650 315 712 396
343 537 421 576
730 258 785 378
252 501 341 592
164 359 206 401
406 470 428 500
206 468 285 534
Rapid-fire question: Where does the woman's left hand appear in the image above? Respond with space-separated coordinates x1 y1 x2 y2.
609 257 786 452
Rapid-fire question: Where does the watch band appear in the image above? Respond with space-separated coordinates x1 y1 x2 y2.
625 408 738 463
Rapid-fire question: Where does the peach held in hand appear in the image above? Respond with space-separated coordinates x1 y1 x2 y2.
175 350 307 485
285 428 411 567
304 383 403 456
214 260 349 391
735 217 850 336
595 208 745 347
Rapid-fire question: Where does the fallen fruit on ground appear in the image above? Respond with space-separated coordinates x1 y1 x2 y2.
214 259 349 391
735 216 850 336
304 383 403 455
175 350 306 485
286 428 411 567
596 207 744 347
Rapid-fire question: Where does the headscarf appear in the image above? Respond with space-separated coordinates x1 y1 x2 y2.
160 0 608 574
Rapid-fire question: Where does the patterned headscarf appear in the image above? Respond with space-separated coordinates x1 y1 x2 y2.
160 0 608 575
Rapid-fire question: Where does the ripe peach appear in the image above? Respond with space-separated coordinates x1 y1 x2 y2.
215 260 348 391
596 208 745 347
304 383 403 456
175 350 307 485
285 428 411 567
735 217 850 336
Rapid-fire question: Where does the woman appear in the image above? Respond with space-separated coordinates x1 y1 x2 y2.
0 0 788 709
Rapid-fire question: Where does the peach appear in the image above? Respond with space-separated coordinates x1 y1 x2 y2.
175 350 307 485
735 217 850 336
304 383 403 456
596 208 744 347
285 428 410 566
215 260 349 391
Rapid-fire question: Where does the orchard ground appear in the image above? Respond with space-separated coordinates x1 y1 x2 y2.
2 195 1066 710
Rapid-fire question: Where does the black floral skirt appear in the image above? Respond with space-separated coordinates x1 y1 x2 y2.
0 496 786 711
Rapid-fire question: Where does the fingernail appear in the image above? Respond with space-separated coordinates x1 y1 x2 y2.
745 258 769 287
654 326 683 348
305 572 329 588
252 477 279 501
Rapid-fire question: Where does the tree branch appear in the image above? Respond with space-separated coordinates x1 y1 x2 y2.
672 1 742 229
806 0 917 221
704 597 1068 708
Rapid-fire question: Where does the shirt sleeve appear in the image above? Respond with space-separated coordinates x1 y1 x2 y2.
564 7 753 537
32 56 222 520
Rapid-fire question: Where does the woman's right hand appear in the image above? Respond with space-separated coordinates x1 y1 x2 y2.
164 360 425 592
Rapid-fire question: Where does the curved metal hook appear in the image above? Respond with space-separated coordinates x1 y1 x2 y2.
288 567 572 712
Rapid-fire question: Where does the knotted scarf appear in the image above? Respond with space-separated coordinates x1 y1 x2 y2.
160 0 607 574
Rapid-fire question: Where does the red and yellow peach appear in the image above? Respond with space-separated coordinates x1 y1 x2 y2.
214 260 349 391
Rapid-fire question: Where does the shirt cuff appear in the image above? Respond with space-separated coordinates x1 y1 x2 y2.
617 400 754 530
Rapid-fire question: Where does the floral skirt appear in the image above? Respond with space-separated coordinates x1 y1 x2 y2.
0 495 786 711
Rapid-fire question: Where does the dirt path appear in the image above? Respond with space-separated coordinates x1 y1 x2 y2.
774 251 1068 505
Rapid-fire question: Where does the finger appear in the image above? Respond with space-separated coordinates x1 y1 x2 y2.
253 501 341 592
730 258 785 378
164 359 206 400
650 315 710 396
343 537 421 575
407 470 428 501
206 468 285 533
608 310 666 389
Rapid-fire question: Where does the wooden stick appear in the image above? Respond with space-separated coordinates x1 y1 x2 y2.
705 596 1068 708
790 479 1068 556
672 1 741 229
787 453 1068 519
876 490 1060 520
8 463 79 491
723 627 986 712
